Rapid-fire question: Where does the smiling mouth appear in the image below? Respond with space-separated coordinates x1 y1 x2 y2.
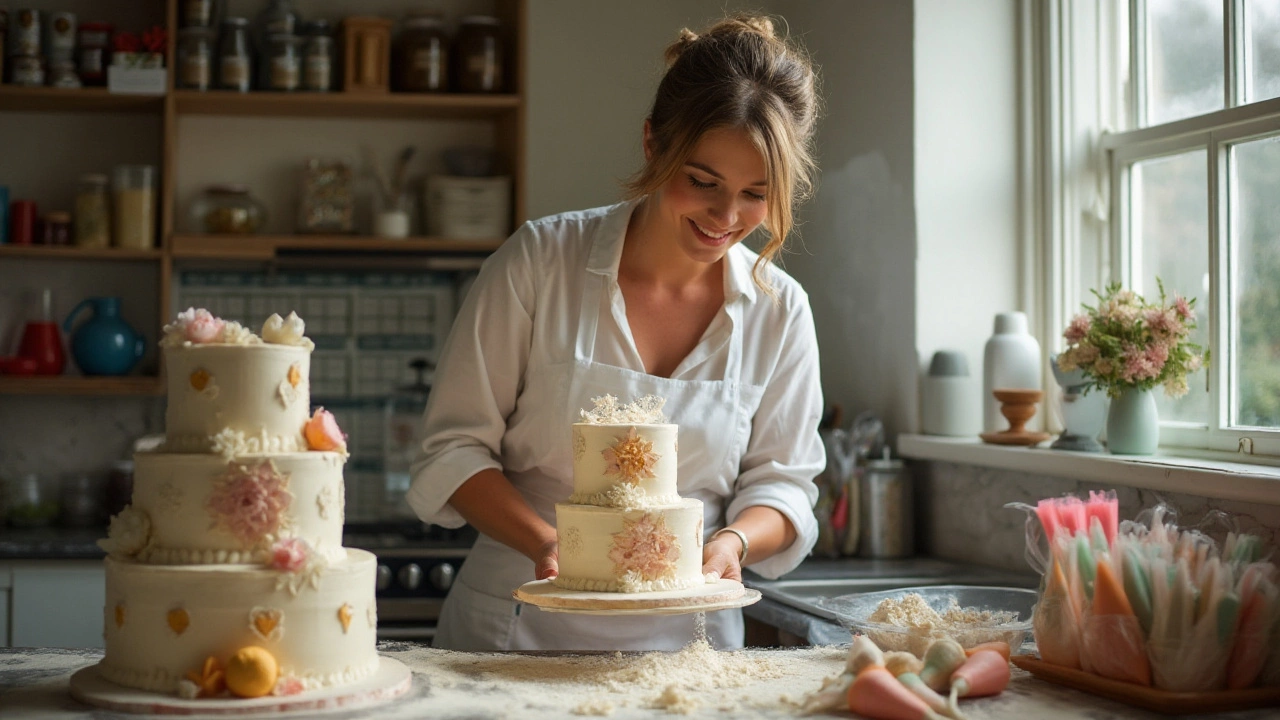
689 219 733 243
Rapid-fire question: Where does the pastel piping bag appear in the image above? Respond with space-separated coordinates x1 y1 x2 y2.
1122 543 1154 635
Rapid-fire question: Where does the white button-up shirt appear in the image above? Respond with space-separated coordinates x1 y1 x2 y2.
406 200 825 579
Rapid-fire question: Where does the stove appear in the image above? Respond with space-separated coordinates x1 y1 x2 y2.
343 522 476 642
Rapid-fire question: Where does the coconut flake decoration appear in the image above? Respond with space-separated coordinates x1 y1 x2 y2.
579 394 667 425
608 512 680 583
97 505 152 558
261 312 315 351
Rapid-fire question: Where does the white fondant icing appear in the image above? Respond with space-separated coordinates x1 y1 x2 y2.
131 452 346 566
552 499 704 593
101 551 378 694
570 423 678 505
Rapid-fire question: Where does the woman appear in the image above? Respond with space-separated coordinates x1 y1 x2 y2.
406 14 825 651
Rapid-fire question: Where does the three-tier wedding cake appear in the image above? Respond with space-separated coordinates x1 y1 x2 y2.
93 309 379 700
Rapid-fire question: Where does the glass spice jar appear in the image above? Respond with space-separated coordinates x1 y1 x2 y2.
178 27 215 91
396 12 448 92
191 184 268 234
40 212 72 246
265 33 303 91
217 17 252 92
183 0 219 28
74 174 111 248
76 21 113 86
454 15 503 93
301 20 334 92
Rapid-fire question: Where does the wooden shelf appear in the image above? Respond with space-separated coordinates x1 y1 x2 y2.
0 86 164 114
173 90 520 120
0 375 163 396
0 245 163 262
171 234 504 260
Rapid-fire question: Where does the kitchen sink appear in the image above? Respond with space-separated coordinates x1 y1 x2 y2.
744 558 1039 623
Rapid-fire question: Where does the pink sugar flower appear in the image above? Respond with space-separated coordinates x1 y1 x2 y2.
207 460 292 546
270 537 311 573
183 309 225 344
608 513 679 581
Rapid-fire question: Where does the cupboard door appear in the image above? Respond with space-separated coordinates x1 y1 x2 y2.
11 562 105 649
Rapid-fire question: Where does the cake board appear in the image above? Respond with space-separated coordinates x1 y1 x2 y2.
514 578 761 616
69 656 411 717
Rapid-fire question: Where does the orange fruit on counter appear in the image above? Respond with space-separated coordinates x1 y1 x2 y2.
224 646 279 698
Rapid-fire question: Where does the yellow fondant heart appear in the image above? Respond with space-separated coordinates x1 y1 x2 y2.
168 608 190 635
114 604 125 629
287 363 302 388
338 603 353 633
190 369 211 391
250 608 282 640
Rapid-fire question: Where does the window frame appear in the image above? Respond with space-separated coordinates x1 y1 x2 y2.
1040 0 1280 459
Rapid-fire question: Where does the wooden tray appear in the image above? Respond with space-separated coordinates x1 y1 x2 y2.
1012 656 1280 715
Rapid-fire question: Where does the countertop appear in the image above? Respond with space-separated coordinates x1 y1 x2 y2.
0 527 106 561
4 644 1277 719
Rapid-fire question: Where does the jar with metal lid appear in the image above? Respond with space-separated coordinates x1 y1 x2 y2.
183 0 220 29
74 174 111 248
265 33 302 91
454 15 503 93
178 26 215 90
301 19 334 91
217 17 252 92
41 212 72 246
396 12 448 92
856 448 913 559
9 8 40 58
191 184 268 234
76 21 112 86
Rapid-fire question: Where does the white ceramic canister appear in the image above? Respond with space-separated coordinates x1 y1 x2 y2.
921 350 980 436
982 312 1042 432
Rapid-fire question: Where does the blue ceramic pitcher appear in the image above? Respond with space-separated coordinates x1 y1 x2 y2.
64 297 146 376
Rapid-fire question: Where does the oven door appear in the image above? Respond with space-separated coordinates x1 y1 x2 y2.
372 547 468 643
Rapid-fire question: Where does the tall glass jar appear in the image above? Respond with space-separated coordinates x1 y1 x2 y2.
74 174 111 248
254 0 301 89
454 15 503 93
182 0 220 28
301 20 334 92
396 12 448 92
112 165 155 250
265 33 302 91
217 17 252 92
178 26 214 90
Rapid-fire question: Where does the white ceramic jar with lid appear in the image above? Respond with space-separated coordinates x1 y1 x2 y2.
921 349 980 436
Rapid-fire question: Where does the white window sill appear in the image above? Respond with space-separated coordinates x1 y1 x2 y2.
897 434 1280 506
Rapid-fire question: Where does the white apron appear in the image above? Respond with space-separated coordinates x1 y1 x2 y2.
435 248 753 652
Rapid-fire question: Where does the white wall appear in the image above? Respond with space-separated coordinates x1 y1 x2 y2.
912 0 1023 430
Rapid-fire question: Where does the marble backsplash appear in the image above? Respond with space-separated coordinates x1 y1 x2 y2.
0 397 163 488
915 460 1280 574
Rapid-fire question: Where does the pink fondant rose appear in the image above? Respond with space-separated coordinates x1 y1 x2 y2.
270 537 311 573
304 408 347 452
183 308 225 344
272 676 304 696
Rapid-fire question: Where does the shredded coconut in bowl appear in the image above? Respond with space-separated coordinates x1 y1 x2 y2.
861 592 1024 657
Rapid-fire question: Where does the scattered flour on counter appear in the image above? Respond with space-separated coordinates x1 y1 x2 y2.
381 640 846 718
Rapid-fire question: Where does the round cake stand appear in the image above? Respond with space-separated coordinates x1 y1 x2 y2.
69 656 411 717
513 578 762 616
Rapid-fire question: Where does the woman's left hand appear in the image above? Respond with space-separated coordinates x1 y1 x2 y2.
702 534 744 582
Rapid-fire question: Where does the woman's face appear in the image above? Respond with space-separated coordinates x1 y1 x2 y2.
650 126 769 266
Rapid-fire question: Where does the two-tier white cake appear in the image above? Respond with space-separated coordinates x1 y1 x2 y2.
93 309 379 700
552 395 706 594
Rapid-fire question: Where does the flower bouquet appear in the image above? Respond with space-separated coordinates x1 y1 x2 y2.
1057 280 1207 399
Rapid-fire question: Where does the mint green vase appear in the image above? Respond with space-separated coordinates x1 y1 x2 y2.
1107 388 1159 455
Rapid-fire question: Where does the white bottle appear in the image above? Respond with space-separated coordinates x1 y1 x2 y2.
983 312 1042 432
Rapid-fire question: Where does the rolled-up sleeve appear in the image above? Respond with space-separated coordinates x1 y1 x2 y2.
405 223 538 527
725 292 825 578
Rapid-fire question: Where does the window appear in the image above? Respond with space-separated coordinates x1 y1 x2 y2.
1040 0 1280 457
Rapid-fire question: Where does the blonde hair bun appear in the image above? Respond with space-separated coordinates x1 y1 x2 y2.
663 28 700 65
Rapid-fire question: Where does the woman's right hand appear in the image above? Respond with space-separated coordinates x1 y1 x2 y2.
534 539 559 580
